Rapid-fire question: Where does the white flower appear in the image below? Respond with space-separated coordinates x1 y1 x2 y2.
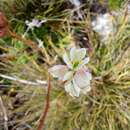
25 19 47 29
49 47 92 97
92 13 115 41
23 18 47 37
25 19 41 28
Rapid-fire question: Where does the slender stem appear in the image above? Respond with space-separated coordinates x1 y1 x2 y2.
37 75 51 130
0 74 47 86
23 27 30 37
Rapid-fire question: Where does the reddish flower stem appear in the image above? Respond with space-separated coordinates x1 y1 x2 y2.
37 75 51 130
9 30 41 51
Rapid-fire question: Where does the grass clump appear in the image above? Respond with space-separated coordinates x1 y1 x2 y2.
0 1 130 130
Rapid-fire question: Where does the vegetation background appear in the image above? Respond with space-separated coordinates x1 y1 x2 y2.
0 0 130 130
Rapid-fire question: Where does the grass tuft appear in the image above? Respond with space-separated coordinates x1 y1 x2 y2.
0 1 130 130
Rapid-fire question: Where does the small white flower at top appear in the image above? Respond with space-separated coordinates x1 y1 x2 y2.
49 47 92 97
25 19 47 29
92 13 115 41
23 18 47 37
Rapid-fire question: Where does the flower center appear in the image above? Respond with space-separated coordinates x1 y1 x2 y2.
73 61 79 69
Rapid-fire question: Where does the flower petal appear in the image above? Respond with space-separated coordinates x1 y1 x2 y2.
81 85 91 95
74 68 92 88
25 20 29 25
77 57 90 69
82 57 90 64
63 53 72 69
70 47 77 62
32 19 39 25
77 48 86 60
64 81 73 96
72 79 80 97
70 47 86 62
49 65 68 80
65 80 80 97
63 71 73 81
